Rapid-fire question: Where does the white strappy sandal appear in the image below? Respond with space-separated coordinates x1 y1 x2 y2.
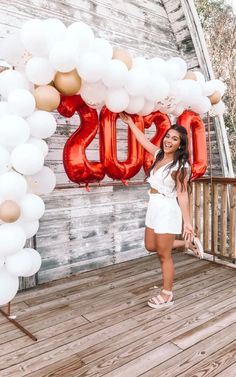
187 237 204 259
148 289 174 309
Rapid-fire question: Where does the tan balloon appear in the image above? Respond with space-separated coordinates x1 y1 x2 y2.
34 85 61 111
0 200 21 223
54 70 82 96
183 71 197 81
208 90 221 105
112 47 133 70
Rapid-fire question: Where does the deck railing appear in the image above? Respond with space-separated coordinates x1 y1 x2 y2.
191 177 236 262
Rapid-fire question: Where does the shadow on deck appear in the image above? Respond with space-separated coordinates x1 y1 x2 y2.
0 252 236 377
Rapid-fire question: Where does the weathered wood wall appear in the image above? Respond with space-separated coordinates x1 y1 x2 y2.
0 0 226 285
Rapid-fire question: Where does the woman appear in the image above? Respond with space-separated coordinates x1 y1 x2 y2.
120 112 203 309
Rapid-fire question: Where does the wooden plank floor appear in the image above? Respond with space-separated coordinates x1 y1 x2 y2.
0 252 236 377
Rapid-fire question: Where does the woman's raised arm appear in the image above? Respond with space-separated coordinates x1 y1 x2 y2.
119 112 158 156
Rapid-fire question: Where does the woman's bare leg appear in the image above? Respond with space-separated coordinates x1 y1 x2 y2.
155 233 176 292
144 227 156 253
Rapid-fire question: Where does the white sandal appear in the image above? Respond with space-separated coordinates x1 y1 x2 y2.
148 289 174 309
187 237 204 259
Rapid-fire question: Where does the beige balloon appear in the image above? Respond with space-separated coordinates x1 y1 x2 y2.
54 70 82 96
183 71 197 80
0 200 21 223
34 85 61 111
208 90 221 105
112 47 133 70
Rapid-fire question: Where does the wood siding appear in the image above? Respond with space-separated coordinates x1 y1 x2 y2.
0 0 225 285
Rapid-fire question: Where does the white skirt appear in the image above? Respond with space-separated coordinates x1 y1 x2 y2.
145 191 182 234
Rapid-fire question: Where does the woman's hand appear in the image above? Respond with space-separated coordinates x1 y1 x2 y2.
119 112 132 125
183 223 194 241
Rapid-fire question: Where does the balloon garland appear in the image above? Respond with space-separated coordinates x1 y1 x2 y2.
0 17 226 305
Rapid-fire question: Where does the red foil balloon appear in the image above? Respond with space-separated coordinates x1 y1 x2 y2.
143 111 171 173
58 95 105 184
100 108 144 183
177 110 207 180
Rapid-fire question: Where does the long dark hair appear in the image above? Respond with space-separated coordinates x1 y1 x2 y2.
147 124 192 191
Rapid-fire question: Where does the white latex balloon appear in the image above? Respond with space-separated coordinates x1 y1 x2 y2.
147 57 166 76
5 249 33 277
26 166 56 195
105 88 129 113
0 115 30 146
0 146 12 174
21 18 49 57
11 144 44 175
194 71 205 85
8 89 36 117
0 33 27 66
0 224 26 257
178 80 202 106
191 97 212 115
27 111 57 139
0 171 27 201
125 67 150 96
132 57 148 69
20 193 45 221
144 76 169 102
49 41 77 72
77 52 105 82
0 257 4 269
16 219 39 239
0 70 29 99
102 59 128 88
66 22 94 53
43 18 67 49
0 266 19 306
80 81 107 107
92 38 113 61
209 100 226 116
168 57 187 79
162 60 183 81
138 100 155 116
22 248 42 276
125 96 145 114
0 101 11 116
27 138 48 157
25 57 55 85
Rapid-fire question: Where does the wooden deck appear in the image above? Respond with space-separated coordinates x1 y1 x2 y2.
0 252 236 377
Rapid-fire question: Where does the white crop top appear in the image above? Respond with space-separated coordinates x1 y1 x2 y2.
146 150 190 198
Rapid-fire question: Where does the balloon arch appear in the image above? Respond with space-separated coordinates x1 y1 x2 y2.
0 17 226 306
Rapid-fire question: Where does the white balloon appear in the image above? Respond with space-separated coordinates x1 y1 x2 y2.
191 97 211 115
125 67 150 96
5 249 33 277
7 89 36 117
11 144 44 175
77 52 105 82
21 19 49 57
0 146 12 174
27 111 57 139
22 248 42 276
133 57 148 69
168 57 187 79
49 41 77 72
0 115 30 146
105 88 129 113
0 224 26 257
162 60 183 81
80 81 107 107
0 171 27 201
27 138 48 157
0 70 29 99
0 101 11 117
125 96 145 114
66 22 94 53
0 266 19 306
25 57 55 85
0 257 4 269
138 100 155 116
92 38 113 61
20 193 45 221
178 80 202 106
210 79 226 96
171 104 185 117
43 18 67 48
147 57 166 76
209 100 226 116
194 71 205 85
26 166 56 195
144 76 169 102
0 33 27 66
16 219 39 239
102 59 128 89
